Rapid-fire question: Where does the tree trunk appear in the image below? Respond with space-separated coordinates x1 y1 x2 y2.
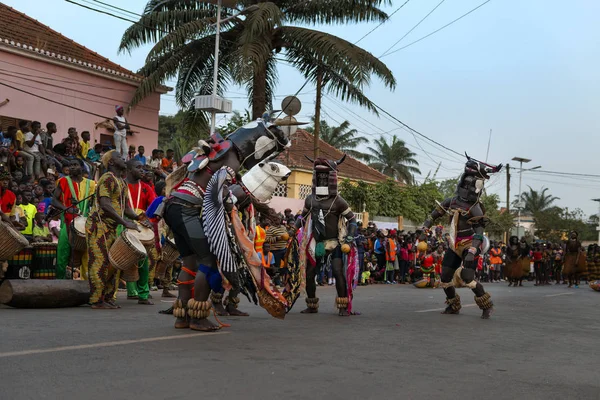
313 69 323 159
0 280 90 308
252 65 267 120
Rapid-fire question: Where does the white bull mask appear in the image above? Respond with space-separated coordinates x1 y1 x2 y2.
242 161 291 203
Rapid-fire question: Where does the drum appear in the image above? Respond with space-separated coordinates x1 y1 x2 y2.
108 231 147 271
156 238 179 278
130 223 155 248
121 265 140 282
71 216 87 252
161 238 180 265
6 247 34 279
31 242 58 280
0 222 30 260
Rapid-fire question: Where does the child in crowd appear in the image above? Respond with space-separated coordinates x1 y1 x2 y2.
32 212 52 243
79 131 91 159
87 143 103 163
49 213 61 243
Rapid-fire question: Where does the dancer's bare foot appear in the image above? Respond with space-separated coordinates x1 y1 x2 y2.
162 289 176 298
226 304 249 316
300 307 318 314
338 308 351 316
441 306 460 315
91 302 115 309
174 317 189 329
138 299 154 305
213 302 228 316
189 318 221 332
481 308 493 319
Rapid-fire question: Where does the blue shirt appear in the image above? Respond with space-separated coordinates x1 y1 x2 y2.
134 154 147 165
374 239 385 254
87 149 101 162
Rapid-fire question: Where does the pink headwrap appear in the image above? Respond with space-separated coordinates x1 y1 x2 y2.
115 105 124 112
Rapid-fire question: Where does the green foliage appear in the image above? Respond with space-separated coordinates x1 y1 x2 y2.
120 0 396 120
481 193 514 237
218 110 251 135
339 178 442 221
366 135 421 184
534 207 597 242
158 109 209 159
515 186 559 214
306 118 369 160
437 178 458 199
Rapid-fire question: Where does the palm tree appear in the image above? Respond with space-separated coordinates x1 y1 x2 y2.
306 118 369 160
366 135 420 184
119 1 396 119
516 187 560 214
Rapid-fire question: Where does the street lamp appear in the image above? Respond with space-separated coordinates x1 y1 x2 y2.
195 1 257 134
592 199 600 245
511 157 542 237
512 157 530 237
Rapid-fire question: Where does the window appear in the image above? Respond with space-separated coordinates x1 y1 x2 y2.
273 183 288 197
299 184 312 200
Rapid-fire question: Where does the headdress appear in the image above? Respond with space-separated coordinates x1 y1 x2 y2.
241 161 291 203
115 105 124 112
305 154 346 197
456 153 502 202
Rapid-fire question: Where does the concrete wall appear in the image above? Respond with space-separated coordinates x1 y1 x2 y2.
0 49 160 151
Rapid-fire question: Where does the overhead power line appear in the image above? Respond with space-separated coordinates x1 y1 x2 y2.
382 0 494 57
0 81 159 132
354 0 412 44
380 0 446 57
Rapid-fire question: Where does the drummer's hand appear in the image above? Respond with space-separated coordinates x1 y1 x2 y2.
140 219 153 229
69 206 80 215
124 220 140 231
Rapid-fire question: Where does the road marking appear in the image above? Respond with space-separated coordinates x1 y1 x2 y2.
415 304 477 313
0 332 229 358
545 292 573 297
160 300 175 303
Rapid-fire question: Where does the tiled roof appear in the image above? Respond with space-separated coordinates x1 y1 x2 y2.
0 3 139 81
276 129 391 183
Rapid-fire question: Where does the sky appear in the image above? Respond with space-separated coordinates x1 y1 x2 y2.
4 0 600 216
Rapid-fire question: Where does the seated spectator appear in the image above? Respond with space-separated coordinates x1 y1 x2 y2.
12 170 30 186
87 143 103 162
161 149 175 174
127 145 136 161
16 120 35 177
32 212 52 243
10 192 26 231
148 149 166 179
25 121 44 179
49 213 61 242
0 147 14 173
134 145 146 165
19 190 37 238
79 131 91 159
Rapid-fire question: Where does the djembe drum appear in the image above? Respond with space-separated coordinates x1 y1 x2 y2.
31 242 58 279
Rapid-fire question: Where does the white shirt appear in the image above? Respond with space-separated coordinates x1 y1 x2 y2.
114 115 127 137
24 132 42 152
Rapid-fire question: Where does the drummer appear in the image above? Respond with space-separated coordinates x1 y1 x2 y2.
123 159 156 305
87 150 140 309
52 159 95 279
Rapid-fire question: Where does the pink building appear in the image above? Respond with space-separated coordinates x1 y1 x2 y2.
0 3 166 151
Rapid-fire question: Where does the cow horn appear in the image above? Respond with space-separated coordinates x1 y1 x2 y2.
336 154 347 166
304 155 314 164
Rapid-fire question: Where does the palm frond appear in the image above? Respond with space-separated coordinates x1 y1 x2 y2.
119 9 216 54
279 0 390 24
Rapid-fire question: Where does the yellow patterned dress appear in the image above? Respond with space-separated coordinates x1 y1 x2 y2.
86 172 126 304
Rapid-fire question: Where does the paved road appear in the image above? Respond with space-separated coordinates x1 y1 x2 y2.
1 282 599 400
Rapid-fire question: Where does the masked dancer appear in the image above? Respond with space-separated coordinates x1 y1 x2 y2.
421 155 501 319
163 119 293 331
296 155 359 316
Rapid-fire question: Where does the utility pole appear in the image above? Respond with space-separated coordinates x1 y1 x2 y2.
313 69 323 159
511 157 541 238
505 163 510 243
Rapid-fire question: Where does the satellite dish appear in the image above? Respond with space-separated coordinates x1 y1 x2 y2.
281 96 301 116
275 116 299 137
